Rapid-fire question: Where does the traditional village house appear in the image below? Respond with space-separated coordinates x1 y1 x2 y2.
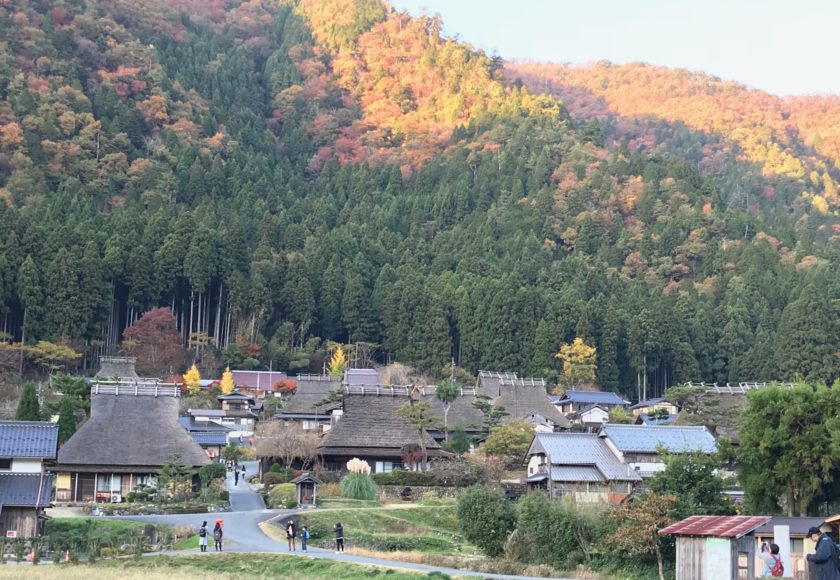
179 417 232 458
660 515 769 580
55 380 210 502
523 432 641 503
96 356 139 379
599 424 717 479
275 374 342 432
629 396 680 418
231 370 288 396
0 421 58 537
475 371 571 431
566 404 611 432
316 389 450 473
550 390 630 415
188 389 260 437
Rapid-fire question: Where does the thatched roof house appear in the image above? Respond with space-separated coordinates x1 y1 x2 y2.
275 374 342 430
476 371 571 430
317 393 450 472
55 381 210 503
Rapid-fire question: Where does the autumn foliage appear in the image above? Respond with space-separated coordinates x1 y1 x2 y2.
122 308 185 376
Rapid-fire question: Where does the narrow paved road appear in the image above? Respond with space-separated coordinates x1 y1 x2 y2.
115 461 573 579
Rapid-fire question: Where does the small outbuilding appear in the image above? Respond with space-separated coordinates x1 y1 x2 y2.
660 515 770 580
291 473 322 507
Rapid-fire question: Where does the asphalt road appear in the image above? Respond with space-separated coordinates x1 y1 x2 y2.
114 461 572 579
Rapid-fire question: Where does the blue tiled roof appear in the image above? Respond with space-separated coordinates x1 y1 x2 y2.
0 421 58 459
0 473 54 506
600 424 716 453
190 432 228 446
553 391 628 406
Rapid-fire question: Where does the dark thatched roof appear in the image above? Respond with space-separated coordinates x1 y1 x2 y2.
97 356 139 379
278 375 342 417
318 395 444 456
475 371 570 429
57 390 211 471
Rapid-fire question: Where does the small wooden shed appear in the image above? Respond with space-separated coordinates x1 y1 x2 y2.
660 515 770 580
291 473 322 507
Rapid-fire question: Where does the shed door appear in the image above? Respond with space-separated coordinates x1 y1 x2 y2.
676 538 705 580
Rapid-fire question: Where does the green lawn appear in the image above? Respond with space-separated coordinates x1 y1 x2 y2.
297 501 477 555
0 554 453 579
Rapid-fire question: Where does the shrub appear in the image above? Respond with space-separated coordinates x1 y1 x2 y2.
268 483 297 509
219 490 230 502
340 472 378 500
371 470 436 486
269 463 283 473
199 463 227 480
455 485 516 557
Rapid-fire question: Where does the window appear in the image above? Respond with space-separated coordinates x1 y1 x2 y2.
0 458 11 470
97 475 112 492
374 461 394 473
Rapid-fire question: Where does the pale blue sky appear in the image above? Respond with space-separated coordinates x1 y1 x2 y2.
391 0 839 97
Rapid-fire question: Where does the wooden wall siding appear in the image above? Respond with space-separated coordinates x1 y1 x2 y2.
731 535 755 579
676 537 706 580
0 507 39 537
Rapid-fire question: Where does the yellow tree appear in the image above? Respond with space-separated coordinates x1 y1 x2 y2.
184 363 201 394
328 345 347 377
555 337 597 387
220 366 235 394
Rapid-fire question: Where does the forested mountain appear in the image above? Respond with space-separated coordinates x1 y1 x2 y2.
2 0 840 399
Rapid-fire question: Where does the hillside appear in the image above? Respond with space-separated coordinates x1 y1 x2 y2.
1 0 840 399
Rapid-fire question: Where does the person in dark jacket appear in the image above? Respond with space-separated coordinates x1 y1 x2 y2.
806 526 840 580
334 522 344 553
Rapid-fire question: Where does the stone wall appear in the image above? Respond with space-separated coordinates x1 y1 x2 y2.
378 485 460 500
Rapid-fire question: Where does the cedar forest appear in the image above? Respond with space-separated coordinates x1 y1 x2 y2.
2 0 840 399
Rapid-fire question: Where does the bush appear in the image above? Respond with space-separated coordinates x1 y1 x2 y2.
269 463 283 473
340 472 378 500
219 490 230 501
199 463 227 480
516 491 606 569
455 485 516 557
267 483 297 509
371 470 436 486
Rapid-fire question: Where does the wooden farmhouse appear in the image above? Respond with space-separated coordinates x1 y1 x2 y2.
474 371 571 432
275 374 342 432
661 515 769 580
188 389 261 437
524 432 641 503
317 390 451 472
0 421 58 537
599 424 717 478
55 380 210 503
566 404 610 432
629 397 680 418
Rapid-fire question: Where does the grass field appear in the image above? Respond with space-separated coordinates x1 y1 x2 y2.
0 554 452 579
292 501 477 555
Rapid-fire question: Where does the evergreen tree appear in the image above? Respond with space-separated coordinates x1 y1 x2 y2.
776 283 840 384
57 395 77 444
16 381 41 421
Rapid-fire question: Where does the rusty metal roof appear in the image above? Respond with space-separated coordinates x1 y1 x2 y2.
659 515 770 538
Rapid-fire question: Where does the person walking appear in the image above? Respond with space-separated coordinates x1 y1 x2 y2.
198 521 208 552
806 526 840 580
241 464 246 482
213 520 224 552
286 520 297 551
334 522 344 553
234 467 239 486
301 526 309 552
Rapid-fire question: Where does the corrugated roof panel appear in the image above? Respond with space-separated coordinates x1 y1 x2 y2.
601 424 717 453
0 421 58 459
660 515 769 538
0 473 54 506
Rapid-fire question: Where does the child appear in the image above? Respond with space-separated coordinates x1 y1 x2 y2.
198 521 208 552
334 522 344 553
301 526 309 552
286 520 297 551
213 520 224 551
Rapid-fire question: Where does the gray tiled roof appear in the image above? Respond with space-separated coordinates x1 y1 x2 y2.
629 397 666 409
179 417 233 432
529 432 641 481
0 421 58 459
550 465 604 482
600 424 717 454
552 390 629 406
755 517 826 536
0 473 54 506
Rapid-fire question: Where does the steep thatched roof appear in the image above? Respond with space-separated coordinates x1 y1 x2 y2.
278 375 342 417
318 395 445 456
475 371 571 429
97 356 139 379
57 384 210 472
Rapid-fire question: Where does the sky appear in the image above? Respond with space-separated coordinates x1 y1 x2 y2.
390 0 839 97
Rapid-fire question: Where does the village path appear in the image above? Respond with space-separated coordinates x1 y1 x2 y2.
115 461 573 579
